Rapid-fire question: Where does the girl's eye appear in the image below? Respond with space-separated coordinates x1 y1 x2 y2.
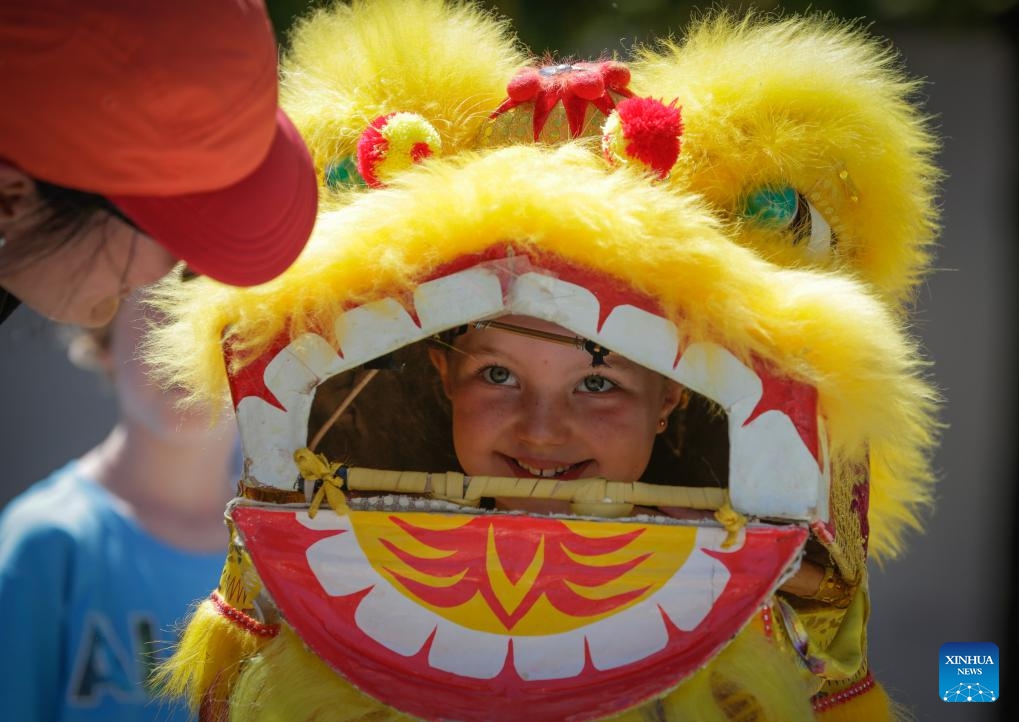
480 365 515 385
578 375 617 393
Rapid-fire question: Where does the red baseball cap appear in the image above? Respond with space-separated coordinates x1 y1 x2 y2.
0 0 317 286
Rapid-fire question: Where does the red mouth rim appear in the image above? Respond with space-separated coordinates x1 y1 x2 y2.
233 504 808 722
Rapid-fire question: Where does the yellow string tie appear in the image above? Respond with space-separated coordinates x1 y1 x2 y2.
714 499 747 549
293 448 348 518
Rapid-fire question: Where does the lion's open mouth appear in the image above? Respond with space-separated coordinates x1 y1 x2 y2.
231 251 830 523
226 250 828 721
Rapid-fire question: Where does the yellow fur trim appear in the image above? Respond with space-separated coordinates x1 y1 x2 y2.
229 625 415 722
152 597 272 714
655 627 817 721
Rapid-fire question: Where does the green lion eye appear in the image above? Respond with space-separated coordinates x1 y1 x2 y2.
324 156 366 190
741 185 835 257
742 186 799 228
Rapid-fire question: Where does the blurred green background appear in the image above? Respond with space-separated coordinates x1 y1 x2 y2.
267 0 1017 53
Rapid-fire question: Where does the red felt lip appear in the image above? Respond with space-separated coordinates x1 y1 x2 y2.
234 506 807 722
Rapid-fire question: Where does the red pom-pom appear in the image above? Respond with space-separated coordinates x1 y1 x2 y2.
356 117 390 187
608 97 683 179
356 112 441 188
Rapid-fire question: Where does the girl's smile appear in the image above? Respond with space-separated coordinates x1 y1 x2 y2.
429 315 682 508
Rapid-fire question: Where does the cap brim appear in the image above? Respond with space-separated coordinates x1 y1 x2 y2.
110 109 317 287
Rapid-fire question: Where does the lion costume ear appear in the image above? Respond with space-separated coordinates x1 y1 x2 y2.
630 12 940 308
280 0 526 194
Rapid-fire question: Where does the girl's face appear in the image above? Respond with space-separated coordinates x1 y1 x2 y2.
107 295 234 442
429 315 682 510
0 169 177 327
0 216 176 327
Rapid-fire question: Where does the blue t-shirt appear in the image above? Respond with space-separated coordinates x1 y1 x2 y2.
0 461 226 721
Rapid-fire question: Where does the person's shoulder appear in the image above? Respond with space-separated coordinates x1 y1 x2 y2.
0 463 100 604
0 461 108 542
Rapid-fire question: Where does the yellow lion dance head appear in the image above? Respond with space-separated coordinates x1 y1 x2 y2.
149 2 940 720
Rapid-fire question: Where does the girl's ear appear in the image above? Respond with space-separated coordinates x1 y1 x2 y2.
427 345 453 398
67 329 115 377
0 163 37 224
660 380 684 418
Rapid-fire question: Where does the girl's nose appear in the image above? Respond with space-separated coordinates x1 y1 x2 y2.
514 391 570 446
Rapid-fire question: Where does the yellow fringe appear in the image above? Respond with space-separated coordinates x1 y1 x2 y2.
152 597 273 714
656 627 816 721
230 626 415 721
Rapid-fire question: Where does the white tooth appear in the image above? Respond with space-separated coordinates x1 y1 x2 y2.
354 582 440 657
599 305 680 378
303 515 383 598
236 340 320 488
414 266 507 332
673 343 827 522
286 332 349 381
585 597 668 670
517 461 568 478
651 528 732 631
816 417 831 524
673 342 761 418
512 628 588 680
505 273 601 334
332 298 424 370
729 409 825 520
236 396 302 488
427 619 510 679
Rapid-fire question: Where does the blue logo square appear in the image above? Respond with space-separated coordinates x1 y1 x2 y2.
940 642 998 702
